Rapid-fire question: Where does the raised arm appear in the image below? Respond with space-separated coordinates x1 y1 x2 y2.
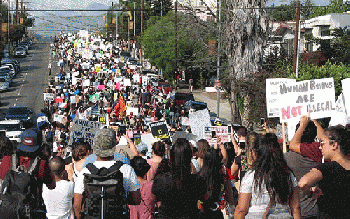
290 115 310 154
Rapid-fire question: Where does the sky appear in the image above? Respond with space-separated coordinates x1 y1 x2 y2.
25 0 331 10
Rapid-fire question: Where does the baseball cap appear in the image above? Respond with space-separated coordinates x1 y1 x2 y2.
17 129 40 153
93 128 116 157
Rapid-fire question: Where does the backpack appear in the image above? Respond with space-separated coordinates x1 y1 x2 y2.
83 161 128 219
0 154 40 219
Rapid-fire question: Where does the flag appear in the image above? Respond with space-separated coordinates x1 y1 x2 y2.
115 95 126 119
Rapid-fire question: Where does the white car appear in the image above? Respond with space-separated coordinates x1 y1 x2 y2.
0 120 24 142
0 66 15 78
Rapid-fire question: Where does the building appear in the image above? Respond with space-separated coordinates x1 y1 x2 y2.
301 13 350 52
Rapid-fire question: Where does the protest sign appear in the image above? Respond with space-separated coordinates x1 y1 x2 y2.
98 116 106 124
189 109 211 141
278 78 336 123
124 78 131 86
204 126 232 146
43 93 55 101
330 93 350 126
266 78 296 118
341 78 350 116
83 79 90 87
140 133 157 156
68 119 104 146
53 114 64 123
181 117 190 126
89 93 100 103
149 121 169 139
70 95 76 104
95 64 101 73
126 107 139 116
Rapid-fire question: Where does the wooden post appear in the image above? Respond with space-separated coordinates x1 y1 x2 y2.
282 122 287 153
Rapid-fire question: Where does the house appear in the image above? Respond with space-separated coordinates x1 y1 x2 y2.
301 13 350 52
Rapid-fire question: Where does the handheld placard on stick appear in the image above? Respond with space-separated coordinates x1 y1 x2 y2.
282 122 287 153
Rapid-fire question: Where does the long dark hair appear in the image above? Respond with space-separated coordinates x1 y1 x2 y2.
199 148 223 202
252 133 293 204
170 138 193 191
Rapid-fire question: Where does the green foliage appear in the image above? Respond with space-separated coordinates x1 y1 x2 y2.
281 61 350 96
140 11 216 80
310 0 347 18
268 2 296 21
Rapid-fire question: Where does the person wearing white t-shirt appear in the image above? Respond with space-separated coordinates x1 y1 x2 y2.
73 128 141 219
42 156 74 219
234 133 301 219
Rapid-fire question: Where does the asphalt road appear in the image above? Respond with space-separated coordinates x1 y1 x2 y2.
0 37 51 120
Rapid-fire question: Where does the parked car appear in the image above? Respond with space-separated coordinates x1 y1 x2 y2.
0 68 12 84
170 92 195 106
4 106 34 124
2 64 16 77
3 63 19 76
158 82 173 94
0 120 25 142
14 47 27 57
1 59 20 72
0 78 10 91
183 100 208 115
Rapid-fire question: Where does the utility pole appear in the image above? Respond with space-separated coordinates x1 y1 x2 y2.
216 0 221 118
140 0 144 64
133 2 136 42
15 0 18 24
174 0 178 82
293 1 300 77
115 2 118 41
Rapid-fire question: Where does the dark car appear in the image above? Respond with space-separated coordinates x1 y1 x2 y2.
183 100 208 115
170 92 195 106
4 106 34 124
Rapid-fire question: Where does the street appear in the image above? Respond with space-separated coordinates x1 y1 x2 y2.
0 37 51 120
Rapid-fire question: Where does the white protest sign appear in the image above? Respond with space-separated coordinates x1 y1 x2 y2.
43 93 55 101
54 114 64 123
181 117 190 126
266 78 296 118
278 78 336 123
68 119 104 146
141 133 157 155
124 78 131 86
126 107 139 115
189 109 211 141
204 126 232 146
341 78 350 116
133 74 140 84
70 95 76 104
83 79 90 87
329 93 350 126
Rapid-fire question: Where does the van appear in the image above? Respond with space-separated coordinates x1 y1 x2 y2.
0 120 24 142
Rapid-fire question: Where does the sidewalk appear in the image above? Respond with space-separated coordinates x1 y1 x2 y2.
178 88 232 122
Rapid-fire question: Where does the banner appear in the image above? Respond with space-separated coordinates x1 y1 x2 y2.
149 121 169 139
189 109 211 141
204 126 232 146
68 119 104 146
278 78 336 123
266 78 296 118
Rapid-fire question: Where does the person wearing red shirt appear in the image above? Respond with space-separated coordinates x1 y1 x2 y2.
0 129 56 188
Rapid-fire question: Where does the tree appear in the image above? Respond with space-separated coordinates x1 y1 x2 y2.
311 0 347 18
222 0 270 128
268 2 296 21
140 11 216 80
